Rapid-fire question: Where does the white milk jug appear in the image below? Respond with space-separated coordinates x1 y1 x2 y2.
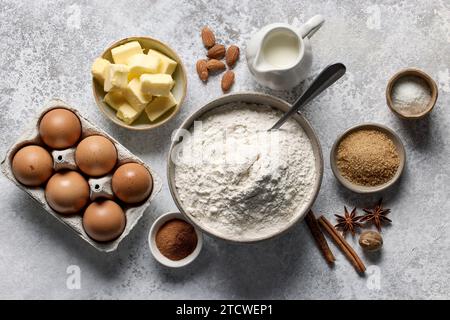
246 15 324 90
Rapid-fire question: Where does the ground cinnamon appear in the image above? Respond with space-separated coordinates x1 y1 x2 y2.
156 219 197 261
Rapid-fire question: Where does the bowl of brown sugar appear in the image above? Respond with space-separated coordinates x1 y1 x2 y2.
330 123 406 193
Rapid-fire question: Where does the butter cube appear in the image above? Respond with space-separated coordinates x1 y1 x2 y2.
104 90 128 111
116 104 144 125
140 74 174 96
111 41 143 64
91 58 111 85
104 64 129 92
123 78 152 110
126 53 159 78
145 93 177 121
147 49 177 75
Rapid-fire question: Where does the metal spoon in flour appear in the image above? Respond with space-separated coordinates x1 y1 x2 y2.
270 63 346 130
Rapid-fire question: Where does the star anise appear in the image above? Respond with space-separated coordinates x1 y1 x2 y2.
334 206 362 236
361 198 392 231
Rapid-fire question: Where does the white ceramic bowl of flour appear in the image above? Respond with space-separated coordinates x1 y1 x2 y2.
167 93 323 243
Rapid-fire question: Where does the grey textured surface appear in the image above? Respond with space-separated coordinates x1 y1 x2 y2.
0 0 449 299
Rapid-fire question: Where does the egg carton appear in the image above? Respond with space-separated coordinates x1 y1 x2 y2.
1 99 162 252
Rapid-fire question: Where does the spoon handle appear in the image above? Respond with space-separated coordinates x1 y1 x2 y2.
270 63 346 130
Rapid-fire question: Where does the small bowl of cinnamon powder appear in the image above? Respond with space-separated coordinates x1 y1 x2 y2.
149 212 203 268
330 123 406 193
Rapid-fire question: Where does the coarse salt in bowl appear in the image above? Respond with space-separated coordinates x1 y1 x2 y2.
386 68 438 119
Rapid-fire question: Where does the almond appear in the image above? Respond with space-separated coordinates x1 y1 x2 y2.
196 59 208 82
226 45 240 68
206 59 226 72
221 70 235 92
207 44 226 59
201 26 216 48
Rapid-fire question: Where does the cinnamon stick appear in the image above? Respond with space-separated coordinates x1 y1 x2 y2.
305 210 335 264
318 215 366 273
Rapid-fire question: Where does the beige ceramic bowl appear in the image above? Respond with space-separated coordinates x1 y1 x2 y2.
386 68 438 120
167 92 324 243
92 36 187 130
330 123 406 194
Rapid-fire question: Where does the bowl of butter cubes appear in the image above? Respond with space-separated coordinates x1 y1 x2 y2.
92 37 187 130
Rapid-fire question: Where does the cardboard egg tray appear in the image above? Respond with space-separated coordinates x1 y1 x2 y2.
1 99 161 252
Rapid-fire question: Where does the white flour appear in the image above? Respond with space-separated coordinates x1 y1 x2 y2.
173 103 316 240
392 76 431 115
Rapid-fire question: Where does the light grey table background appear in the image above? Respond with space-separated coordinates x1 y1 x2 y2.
0 0 449 299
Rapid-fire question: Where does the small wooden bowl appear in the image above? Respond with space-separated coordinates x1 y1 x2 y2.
386 68 438 120
92 37 187 130
330 123 406 194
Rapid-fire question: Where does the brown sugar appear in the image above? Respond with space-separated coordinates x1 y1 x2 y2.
336 129 400 186
155 219 197 261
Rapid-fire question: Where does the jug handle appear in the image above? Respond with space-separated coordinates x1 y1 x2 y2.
299 15 325 39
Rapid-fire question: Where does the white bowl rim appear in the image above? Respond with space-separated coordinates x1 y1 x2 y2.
166 92 324 243
148 211 203 268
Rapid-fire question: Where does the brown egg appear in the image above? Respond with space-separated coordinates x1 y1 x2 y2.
45 171 90 215
12 145 53 186
83 200 126 242
112 163 153 204
75 135 117 177
39 108 81 149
